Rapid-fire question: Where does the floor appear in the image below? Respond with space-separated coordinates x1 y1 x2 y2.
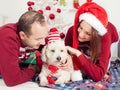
0 79 53 90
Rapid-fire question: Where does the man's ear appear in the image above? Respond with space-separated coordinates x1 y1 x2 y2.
19 31 26 40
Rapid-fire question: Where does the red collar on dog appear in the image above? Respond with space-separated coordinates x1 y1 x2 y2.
48 65 59 74
43 63 59 84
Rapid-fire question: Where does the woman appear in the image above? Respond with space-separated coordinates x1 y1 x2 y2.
64 1 119 82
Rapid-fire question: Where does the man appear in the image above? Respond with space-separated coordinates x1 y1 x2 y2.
0 10 48 86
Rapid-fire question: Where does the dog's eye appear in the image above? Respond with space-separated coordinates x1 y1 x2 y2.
51 50 55 52
61 50 63 52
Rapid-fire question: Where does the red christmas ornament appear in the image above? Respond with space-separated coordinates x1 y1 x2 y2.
46 6 51 10
57 8 61 13
73 0 80 9
60 32 65 39
27 1 32 6
73 3 80 9
31 1 34 5
28 6 33 11
38 9 44 14
27 1 34 6
49 13 55 20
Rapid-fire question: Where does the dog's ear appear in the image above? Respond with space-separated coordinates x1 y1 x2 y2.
41 45 47 62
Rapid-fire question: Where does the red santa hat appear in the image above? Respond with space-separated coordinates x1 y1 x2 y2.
73 1 108 49
71 1 108 81
45 27 65 44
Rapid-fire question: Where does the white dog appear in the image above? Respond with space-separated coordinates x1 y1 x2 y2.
39 40 73 86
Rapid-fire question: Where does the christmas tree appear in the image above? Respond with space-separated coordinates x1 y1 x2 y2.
27 0 80 33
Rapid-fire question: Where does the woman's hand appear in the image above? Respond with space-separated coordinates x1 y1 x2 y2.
66 46 82 57
59 54 73 71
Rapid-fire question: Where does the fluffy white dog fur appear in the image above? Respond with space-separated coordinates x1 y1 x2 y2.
39 40 73 86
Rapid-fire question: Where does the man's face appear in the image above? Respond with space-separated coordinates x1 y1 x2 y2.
21 22 48 49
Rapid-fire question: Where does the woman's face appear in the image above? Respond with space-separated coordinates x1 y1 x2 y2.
77 21 92 42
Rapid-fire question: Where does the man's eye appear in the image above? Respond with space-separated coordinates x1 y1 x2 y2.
35 38 40 40
35 36 45 40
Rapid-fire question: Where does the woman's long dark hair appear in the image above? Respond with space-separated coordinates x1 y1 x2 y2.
77 20 101 63
90 27 101 63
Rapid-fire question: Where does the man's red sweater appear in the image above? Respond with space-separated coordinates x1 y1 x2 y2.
0 23 35 86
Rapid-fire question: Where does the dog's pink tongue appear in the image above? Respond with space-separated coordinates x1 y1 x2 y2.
48 65 59 73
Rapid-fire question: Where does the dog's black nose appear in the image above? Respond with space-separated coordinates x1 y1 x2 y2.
57 56 61 61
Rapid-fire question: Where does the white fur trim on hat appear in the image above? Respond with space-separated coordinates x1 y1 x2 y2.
79 13 107 36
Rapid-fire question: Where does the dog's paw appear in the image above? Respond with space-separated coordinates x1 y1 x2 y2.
39 80 48 86
39 75 48 86
39 77 49 86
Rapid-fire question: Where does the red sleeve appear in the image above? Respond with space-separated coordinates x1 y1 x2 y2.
0 26 35 86
77 33 116 81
